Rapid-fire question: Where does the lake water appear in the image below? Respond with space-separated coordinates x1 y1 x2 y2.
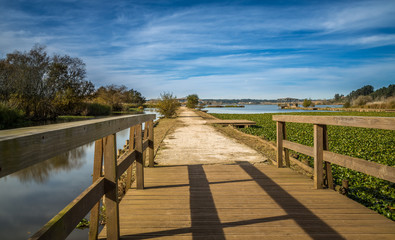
203 104 342 114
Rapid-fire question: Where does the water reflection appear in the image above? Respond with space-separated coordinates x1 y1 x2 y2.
11 143 92 184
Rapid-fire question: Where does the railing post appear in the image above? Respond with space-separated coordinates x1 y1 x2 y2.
89 139 103 240
103 134 120 239
277 121 287 168
314 124 324 189
136 124 144 189
148 120 155 168
283 124 290 167
323 125 334 190
143 122 149 166
126 126 136 190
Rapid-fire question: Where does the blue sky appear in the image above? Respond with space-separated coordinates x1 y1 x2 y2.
0 0 394 99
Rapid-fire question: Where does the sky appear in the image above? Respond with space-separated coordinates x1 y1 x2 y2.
0 0 394 100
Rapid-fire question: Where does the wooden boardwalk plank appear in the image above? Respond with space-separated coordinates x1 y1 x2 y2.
98 163 395 239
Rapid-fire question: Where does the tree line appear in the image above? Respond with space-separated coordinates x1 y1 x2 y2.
0 45 145 128
334 84 394 108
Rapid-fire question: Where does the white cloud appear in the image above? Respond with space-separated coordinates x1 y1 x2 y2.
1 1 394 99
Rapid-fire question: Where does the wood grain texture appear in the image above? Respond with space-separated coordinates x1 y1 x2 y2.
323 126 334 190
276 121 284 168
103 134 120 240
0 114 155 178
283 140 314 157
98 164 395 239
323 151 395 183
272 115 395 130
117 150 136 179
89 139 104 240
135 124 144 190
282 140 395 183
126 126 136 190
148 120 155 168
314 124 324 189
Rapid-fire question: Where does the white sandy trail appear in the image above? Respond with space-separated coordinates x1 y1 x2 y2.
155 107 267 165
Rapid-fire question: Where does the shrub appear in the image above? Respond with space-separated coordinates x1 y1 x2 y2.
343 102 351 108
0 103 25 129
156 92 180 118
302 99 313 107
83 103 111 116
186 94 199 108
352 95 372 107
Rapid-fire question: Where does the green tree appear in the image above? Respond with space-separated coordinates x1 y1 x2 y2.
370 84 395 100
186 94 199 108
0 45 93 120
50 55 94 114
347 85 374 101
334 93 344 102
302 99 313 107
94 85 128 111
156 92 180 118
125 89 146 106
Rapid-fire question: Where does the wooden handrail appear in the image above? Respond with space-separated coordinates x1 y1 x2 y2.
273 115 395 130
0 114 155 240
0 114 155 178
273 115 395 189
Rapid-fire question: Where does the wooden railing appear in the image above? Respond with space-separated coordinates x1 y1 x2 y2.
273 115 395 189
0 114 155 240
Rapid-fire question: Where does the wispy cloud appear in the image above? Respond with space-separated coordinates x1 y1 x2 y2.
0 0 394 99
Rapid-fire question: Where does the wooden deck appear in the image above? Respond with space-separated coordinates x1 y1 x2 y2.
98 162 395 239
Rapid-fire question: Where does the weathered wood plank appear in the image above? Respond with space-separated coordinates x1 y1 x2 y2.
283 125 290 167
89 139 104 240
103 134 120 240
142 139 149 152
135 124 144 190
323 125 334 190
99 164 395 240
282 140 395 183
323 151 395 182
282 140 314 156
30 177 105 240
117 150 137 179
0 114 155 178
312 125 324 189
272 115 395 130
148 120 155 168
276 121 284 168
126 126 136 190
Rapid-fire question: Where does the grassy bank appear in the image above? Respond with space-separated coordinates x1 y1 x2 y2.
212 111 395 221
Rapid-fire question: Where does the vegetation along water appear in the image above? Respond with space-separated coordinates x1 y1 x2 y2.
212 111 395 221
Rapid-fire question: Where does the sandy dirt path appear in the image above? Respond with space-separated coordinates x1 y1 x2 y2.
155 107 267 165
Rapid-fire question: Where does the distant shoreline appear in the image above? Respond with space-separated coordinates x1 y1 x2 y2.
281 106 395 112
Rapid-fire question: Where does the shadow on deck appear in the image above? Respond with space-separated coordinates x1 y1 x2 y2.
99 162 395 239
